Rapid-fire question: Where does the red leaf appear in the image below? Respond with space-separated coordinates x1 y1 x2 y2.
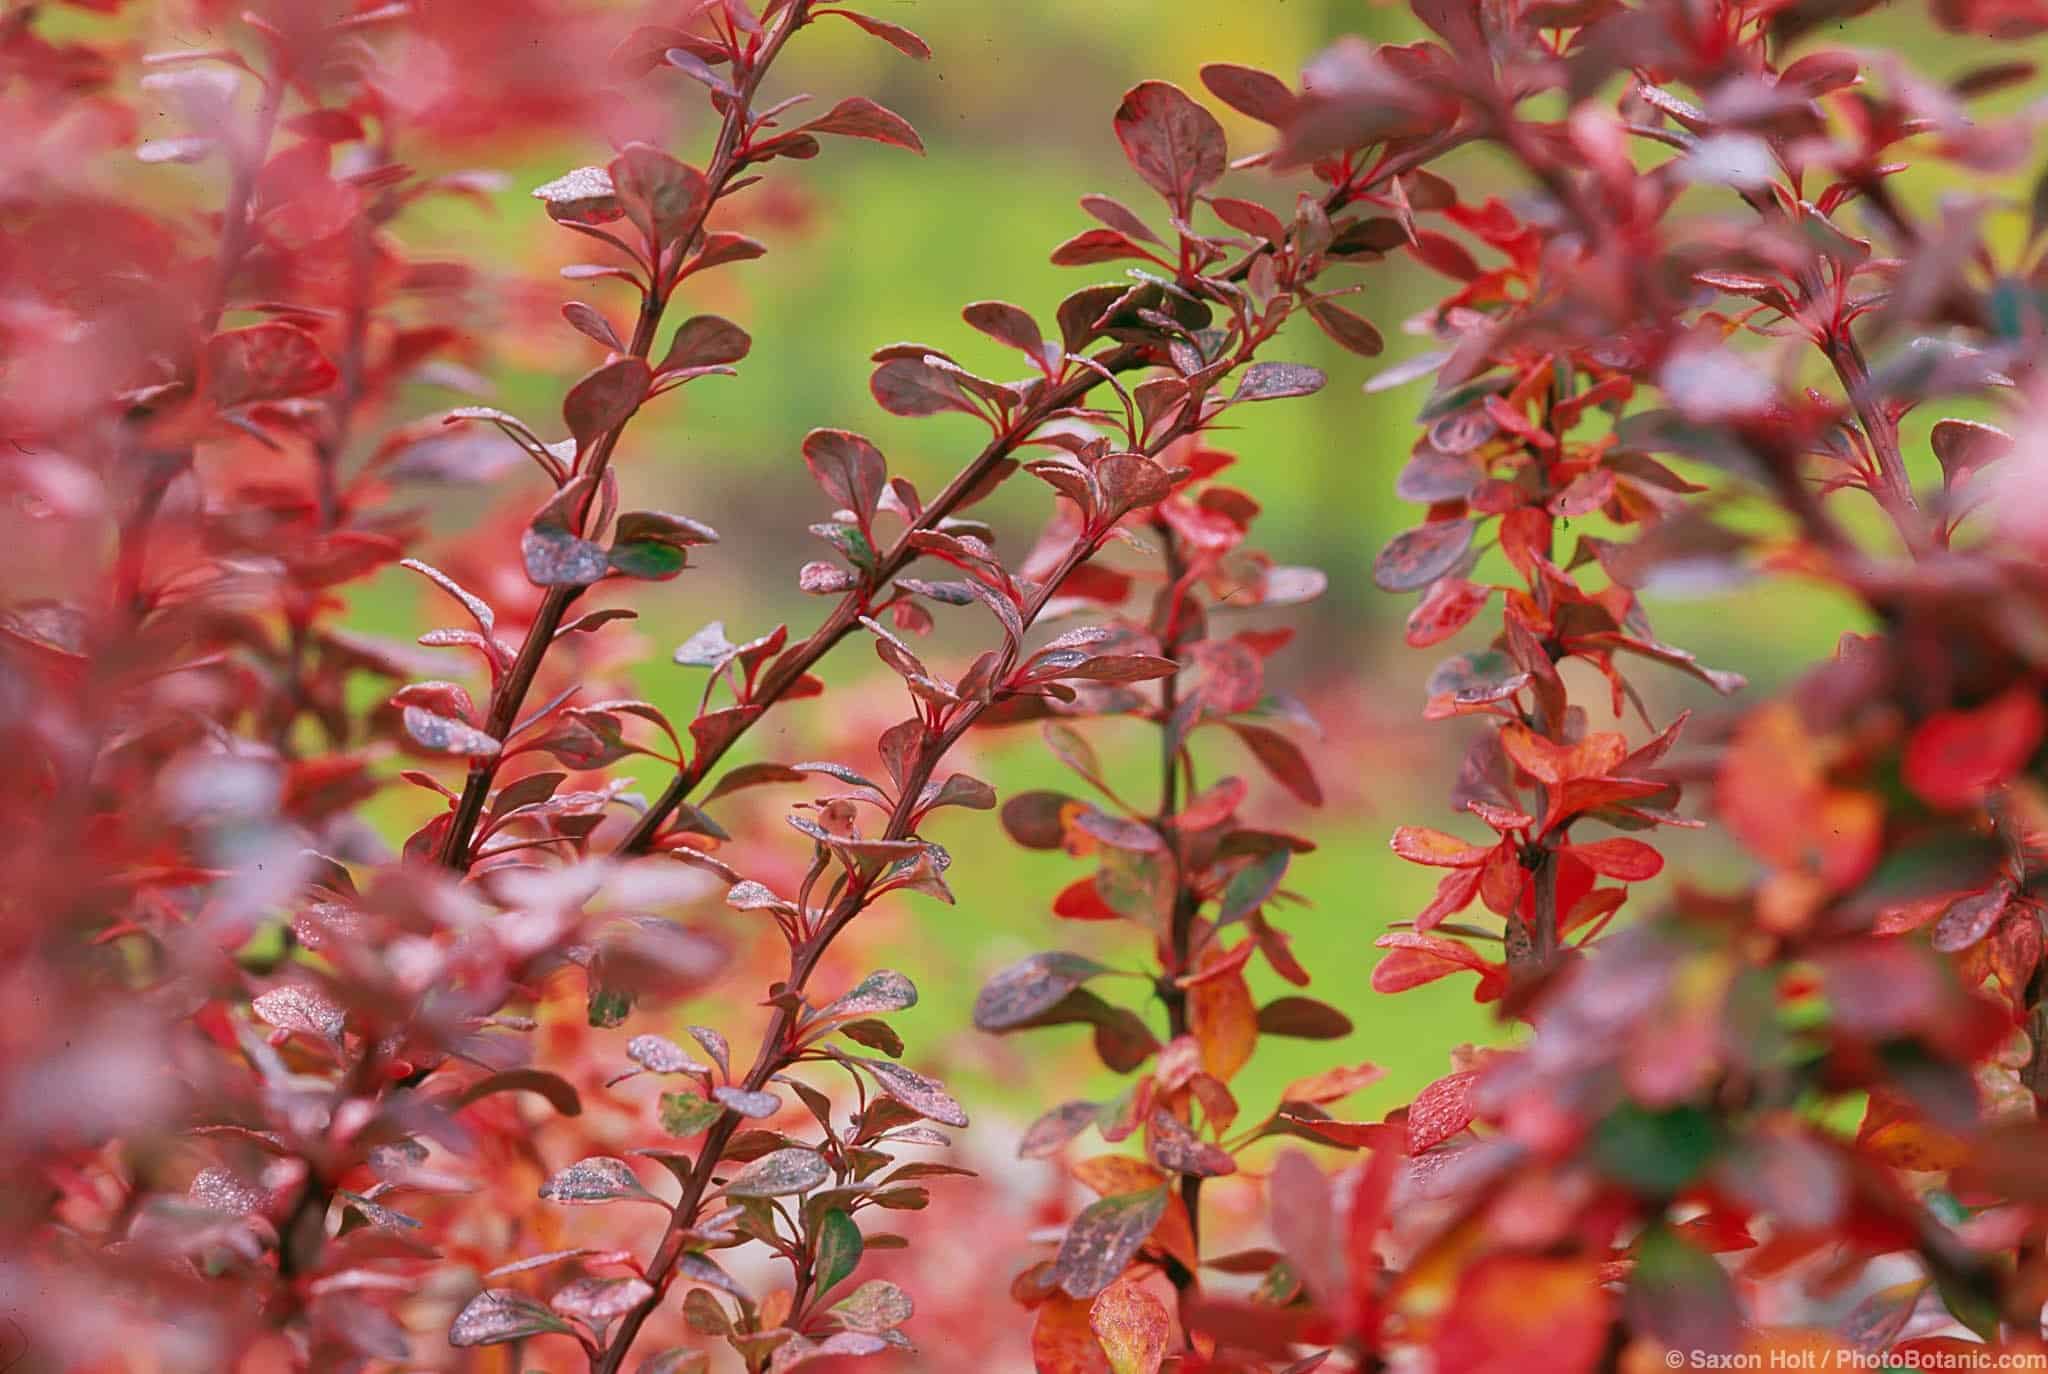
819 8 932 60
1413 865 1484 933
1199 62 1296 125
609 143 710 242
1390 826 1491 868
1373 520 1474 593
1407 1070 1478 1153
1227 723 1324 807
1371 933 1505 1001
1051 228 1157 267
563 357 651 451
1434 1256 1611 1374
1305 298 1385 357
206 323 338 408
661 314 751 371
1902 689 2045 810
1113 80 1227 211
1033 1292 1112 1374
802 96 925 154
1564 837 1664 881
801 428 888 526
1054 876 1121 921
1405 577 1489 647
963 300 1045 358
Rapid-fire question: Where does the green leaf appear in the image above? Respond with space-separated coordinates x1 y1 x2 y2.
1594 1104 1723 1198
608 539 689 580
814 1209 863 1299
660 1092 725 1137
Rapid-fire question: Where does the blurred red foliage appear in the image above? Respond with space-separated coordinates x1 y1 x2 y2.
4 1 2048 1372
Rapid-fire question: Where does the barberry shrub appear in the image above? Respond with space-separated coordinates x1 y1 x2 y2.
4 1 2048 1373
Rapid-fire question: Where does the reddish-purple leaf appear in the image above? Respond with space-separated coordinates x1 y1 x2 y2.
802 428 888 525
802 96 925 154
610 142 711 242
1079 193 1164 246
563 357 651 451
1372 520 1474 593
206 323 338 408
963 300 1045 358
532 165 622 225
871 356 981 418
1051 227 1156 267
973 951 1110 1031
561 301 622 351
1199 62 1297 126
819 8 932 59
1305 298 1385 357
1113 80 1227 211
661 314 752 372
402 706 501 758
1051 1186 1169 1298
1228 723 1325 807
1233 361 1326 402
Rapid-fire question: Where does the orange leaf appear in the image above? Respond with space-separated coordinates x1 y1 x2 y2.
1565 837 1664 881
1187 947 1257 1082
1500 723 1626 785
1433 1255 1611 1374
1034 1292 1112 1374
1391 825 1492 868
1282 1062 1386 1105
1073 1155 1168 1198
1089 1281 1170 1374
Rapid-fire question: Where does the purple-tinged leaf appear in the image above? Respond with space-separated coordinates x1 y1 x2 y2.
561 301 622 351
1200 62 1296 125
714 1086 782 1119
1372 519 1473 593
725 1146 829 1197
801 96 925 154
1051 228 1157 267
532 165 621 225
853 1057 969 1127
802 428 888 525
661 314 752 372
449 1289 573 1347
1020 1100 1100 1159
1051 1187 1169 1298
610 142 711 242
871 356 981 418
628 1035 707 1075
1079 193 1165 246
963 300 1045 358
538 1156 660 1206
818 9 931 59
402 706 501 758
1114 80 1227 211
1234 361 1326 402
563 357 651 451
974 952 1110 1031
550 1275 654 1327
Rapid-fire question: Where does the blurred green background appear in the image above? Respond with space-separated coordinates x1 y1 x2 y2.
332 1 2033 1134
